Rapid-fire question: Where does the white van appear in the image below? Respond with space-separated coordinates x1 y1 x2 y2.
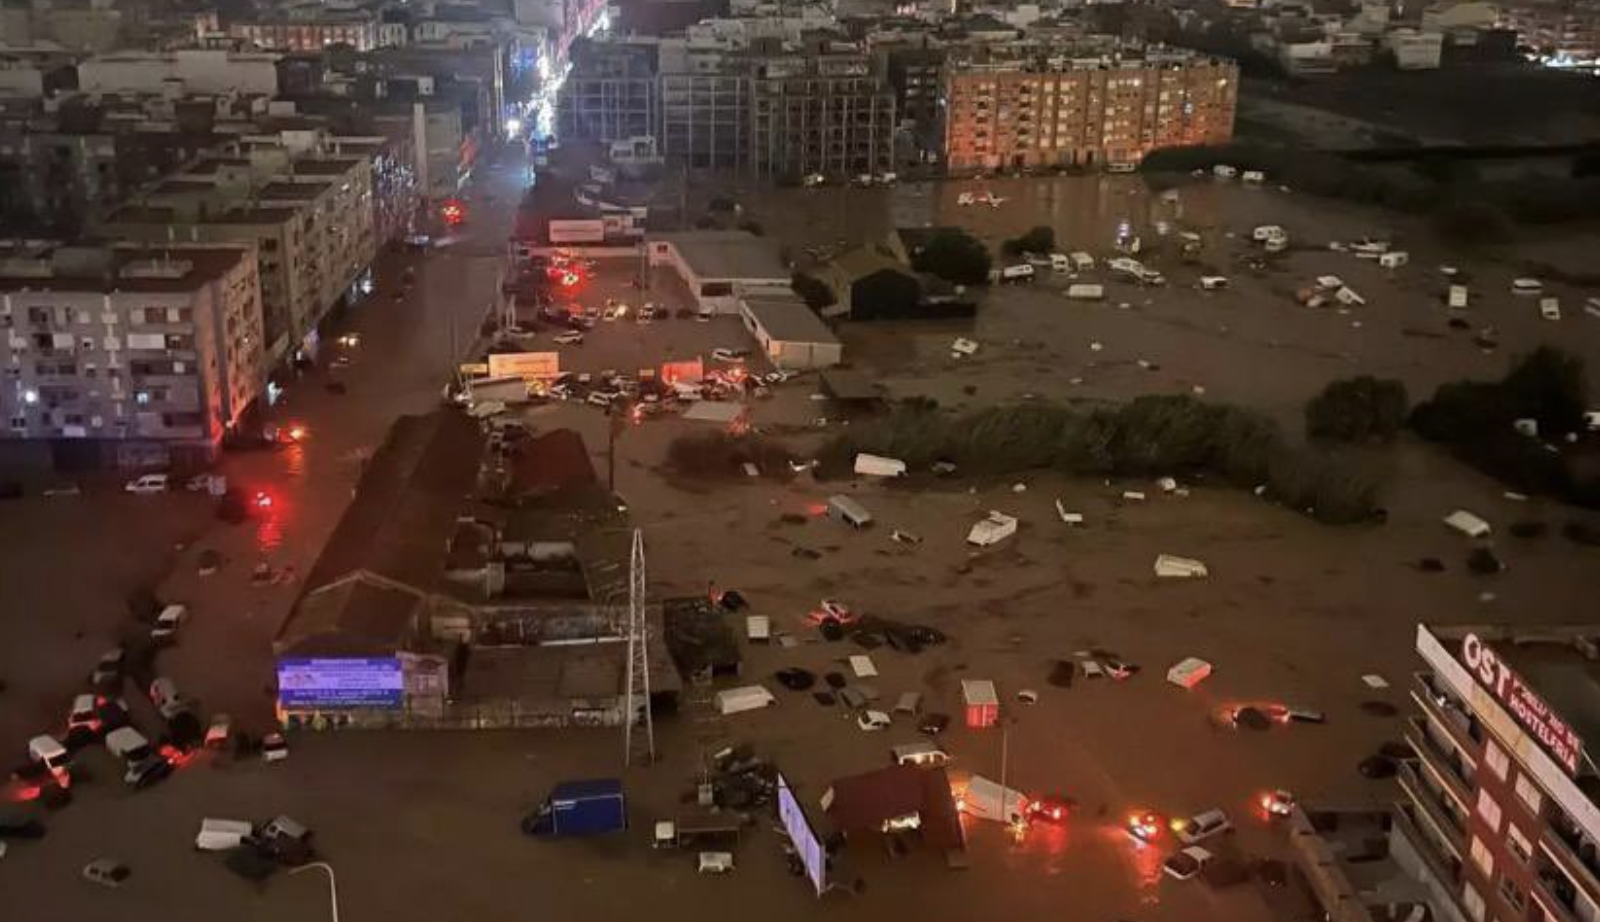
892 741 952 767
1049 253 1073 273
1173 808 1232 845
196 818 254 852
105 726 151 762
123 474 169 495
828 494 873 528
28 735 69 772
1066 284 1104 301
1199 276 1228 291
1000 264 1035 283
1069 252 1094 273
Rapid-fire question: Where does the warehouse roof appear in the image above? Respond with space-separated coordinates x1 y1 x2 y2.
741 297 839 345
654 230 789 281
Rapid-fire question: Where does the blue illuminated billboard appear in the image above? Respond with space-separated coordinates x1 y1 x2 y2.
277 657 404 710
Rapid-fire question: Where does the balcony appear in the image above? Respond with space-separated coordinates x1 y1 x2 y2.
1397 762 1467 855
1393 801 1467 895
1405 716 1476 805
1533 859 1583 922
1411 673 1484 753
1542 822 1600 907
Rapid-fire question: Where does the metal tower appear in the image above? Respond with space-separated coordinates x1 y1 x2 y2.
623 528 654 765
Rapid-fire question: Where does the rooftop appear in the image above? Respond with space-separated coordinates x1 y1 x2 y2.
741 296 839 346
0 245 247 294
653 230 789 281
259 181 330 200
292 411 486 601
274 575 425 658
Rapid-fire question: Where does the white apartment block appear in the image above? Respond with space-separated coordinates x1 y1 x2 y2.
0 244 265 468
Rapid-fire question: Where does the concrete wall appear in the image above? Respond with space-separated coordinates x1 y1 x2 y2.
79 51 280 97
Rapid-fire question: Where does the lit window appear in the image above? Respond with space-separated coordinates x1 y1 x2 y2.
1476 790 1503 832
1513 773 1543 815
1469 835 1495 877
1484 740 1510 781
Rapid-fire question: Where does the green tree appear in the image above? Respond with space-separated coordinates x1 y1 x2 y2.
790 272 836 311
1002 225 1056 256
1305 376 1410 443
910 229 992 286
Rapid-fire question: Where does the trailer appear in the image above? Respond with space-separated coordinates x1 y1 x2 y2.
960 775 1028 825
854 454 907 477
522 779 628 837
466 375 531 406
714 685 776 715
966 511 1018 547
827 494 873 528
962 679 999 728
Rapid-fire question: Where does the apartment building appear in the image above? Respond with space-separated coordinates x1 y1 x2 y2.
96 138 377 363
558 40 662 145
229 11 379 53
748 51 896 179
77 49 282 96
0 243 265 468
1402 624 1600 922
942 49 1238 172
559 38 895 178
1499 0 1600 61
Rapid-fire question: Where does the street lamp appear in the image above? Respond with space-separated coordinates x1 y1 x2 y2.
290 862 341 922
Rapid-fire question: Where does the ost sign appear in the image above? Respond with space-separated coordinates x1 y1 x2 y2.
1461 633 1583 776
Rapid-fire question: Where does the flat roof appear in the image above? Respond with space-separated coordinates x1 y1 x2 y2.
0 246 247 294
260 181 329 200
654 230 789 281
741 297 839 346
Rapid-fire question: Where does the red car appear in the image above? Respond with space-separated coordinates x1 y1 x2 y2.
1125 810 1163 844
1026 794 1075 824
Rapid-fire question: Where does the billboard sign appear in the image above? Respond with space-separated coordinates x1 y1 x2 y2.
277 657 404 710
777 772 826 896
1460 633 1583 776
549 219 605 244
488 351 560 381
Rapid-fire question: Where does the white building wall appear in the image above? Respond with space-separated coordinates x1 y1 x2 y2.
79 50 280 97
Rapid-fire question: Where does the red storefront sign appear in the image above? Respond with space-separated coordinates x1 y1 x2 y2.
1461 633 1583 776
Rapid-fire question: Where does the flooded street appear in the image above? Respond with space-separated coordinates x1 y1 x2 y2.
3 160 1599 922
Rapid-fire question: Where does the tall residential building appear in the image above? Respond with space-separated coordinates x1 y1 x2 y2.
748 51 896 179
96 137 377 362
229 11 379 53
1499 0 1600 61
559 40 661 145
1403 624 1600 922
559 38 896 178
0 243 265 468
942 48 1238 172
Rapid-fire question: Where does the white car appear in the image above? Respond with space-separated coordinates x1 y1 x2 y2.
1162 846 1214 881
262 732 289 763
124 474 169 494
1171 808 1232 845
856 710 892 732
150 604 188 644
553 332 584 346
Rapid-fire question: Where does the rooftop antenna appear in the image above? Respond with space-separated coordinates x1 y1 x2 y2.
622 528 654 765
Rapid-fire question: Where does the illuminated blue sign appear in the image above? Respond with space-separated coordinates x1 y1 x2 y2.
277 657 404 710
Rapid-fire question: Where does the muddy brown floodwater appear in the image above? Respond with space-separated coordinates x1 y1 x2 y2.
2 167 1597 922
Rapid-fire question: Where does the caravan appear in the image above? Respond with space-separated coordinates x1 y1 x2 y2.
828 494 874 528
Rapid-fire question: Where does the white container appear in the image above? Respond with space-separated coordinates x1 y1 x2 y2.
1167 657 1213 689
714 686 776 715
195 818 254 852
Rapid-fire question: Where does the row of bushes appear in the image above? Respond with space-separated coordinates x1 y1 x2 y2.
1141 143 1600 236
815 395 1381 525
1409 348 1599 506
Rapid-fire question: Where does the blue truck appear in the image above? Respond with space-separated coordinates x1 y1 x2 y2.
521 778 627 837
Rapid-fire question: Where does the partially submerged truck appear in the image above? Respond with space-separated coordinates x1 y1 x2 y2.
521 779 627 837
